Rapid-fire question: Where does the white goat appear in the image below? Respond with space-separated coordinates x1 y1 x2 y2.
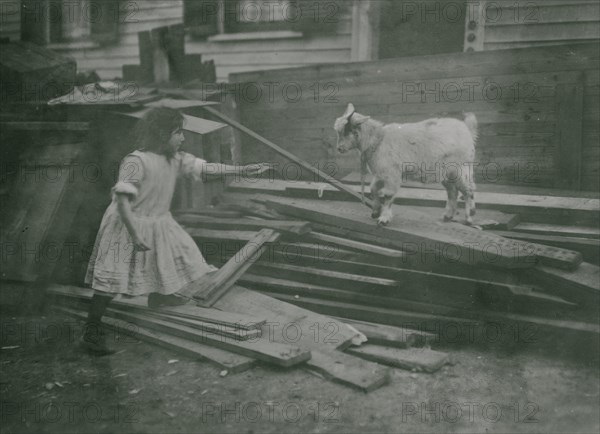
334 103 478 225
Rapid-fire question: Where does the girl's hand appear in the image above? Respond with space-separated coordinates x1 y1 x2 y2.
132 234 151 252
245 163 271 175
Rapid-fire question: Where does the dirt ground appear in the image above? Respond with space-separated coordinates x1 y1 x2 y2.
1 308 599 434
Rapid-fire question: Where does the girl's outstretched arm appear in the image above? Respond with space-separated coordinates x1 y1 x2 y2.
202 163 271 177
116 193 151 251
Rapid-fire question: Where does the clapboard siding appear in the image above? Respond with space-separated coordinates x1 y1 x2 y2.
483 1 600 49
232 43 599 191
187 8 353 82
44 0 352 82
0 0 21 42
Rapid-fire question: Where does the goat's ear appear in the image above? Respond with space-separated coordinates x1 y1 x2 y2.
343 103 355 118
350 113 371 126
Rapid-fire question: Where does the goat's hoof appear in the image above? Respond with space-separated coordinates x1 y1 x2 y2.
377 217 390 226
442 215 454 222
465 217 474 226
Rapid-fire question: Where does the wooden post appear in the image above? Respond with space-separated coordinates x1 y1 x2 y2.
351 0 380 61
554 81 584 190
464 0 486 52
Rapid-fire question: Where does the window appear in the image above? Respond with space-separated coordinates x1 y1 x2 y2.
184 0 343 38
21 0 119 46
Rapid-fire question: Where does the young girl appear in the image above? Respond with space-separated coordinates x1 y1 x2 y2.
82 107 269 355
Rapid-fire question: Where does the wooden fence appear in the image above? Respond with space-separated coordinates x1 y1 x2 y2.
230 42 599 191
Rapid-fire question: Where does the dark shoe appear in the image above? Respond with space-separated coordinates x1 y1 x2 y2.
147 293 189 309
80 321 115 356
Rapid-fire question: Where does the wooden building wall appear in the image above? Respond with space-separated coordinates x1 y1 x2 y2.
0 0 21 42
465 0 600 52
43 0 353 82
230 43 600 191
186 8 353 83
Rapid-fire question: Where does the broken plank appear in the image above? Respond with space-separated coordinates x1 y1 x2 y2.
57 307 256 374
307 351 390 392
105 308 310 367
175 215 311 235
184 229 281 305
47 284 265 330
346 345 449 373
331 317 436 348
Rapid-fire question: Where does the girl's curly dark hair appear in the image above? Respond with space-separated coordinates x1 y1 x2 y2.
134 107 184 159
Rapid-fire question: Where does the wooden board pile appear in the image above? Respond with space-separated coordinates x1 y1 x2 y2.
179 177 600 342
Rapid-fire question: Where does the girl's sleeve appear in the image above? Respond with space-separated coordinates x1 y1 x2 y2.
178 151 208 181
111 154 144 199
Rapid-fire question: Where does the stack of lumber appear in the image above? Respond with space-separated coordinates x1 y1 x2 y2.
176 179 600 342
49 283 447 391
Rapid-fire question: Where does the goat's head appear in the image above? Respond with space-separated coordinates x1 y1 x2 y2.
334 103 371 154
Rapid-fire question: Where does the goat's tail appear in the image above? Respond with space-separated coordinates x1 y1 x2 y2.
463 112 478 141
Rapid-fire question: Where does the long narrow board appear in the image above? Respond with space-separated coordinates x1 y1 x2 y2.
57 307 256 373
47 284 265 330
175 215 311 235
346 345 450 373
214 287 391 392
261 291 600 337
184 229 281 306
227 178 599 225
104 308 311 367
260 196 576 269
201 105 374 207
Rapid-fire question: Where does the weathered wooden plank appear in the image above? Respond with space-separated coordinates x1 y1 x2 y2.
184 229 281 306
512 223 600 239
241 179 600 225
554 82 585 189
105 308 311 367
346 345 449 373
261 196 545 269
57 307 256 374
47 284 265 330
214 287 391 392
262 291 600 337
175 215 311 235
331 317 436 348
491 230 599 265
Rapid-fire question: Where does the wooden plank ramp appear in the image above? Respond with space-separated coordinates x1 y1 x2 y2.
259 195 583 270
214 287 391 392
57 306 256 374
227 178 599 225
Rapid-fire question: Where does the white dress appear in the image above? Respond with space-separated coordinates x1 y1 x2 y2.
84 150 217 295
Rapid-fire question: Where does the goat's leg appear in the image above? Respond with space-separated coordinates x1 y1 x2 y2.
457 176 476 225
370 178 384 219
377 184 397 226
442 179 458 222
